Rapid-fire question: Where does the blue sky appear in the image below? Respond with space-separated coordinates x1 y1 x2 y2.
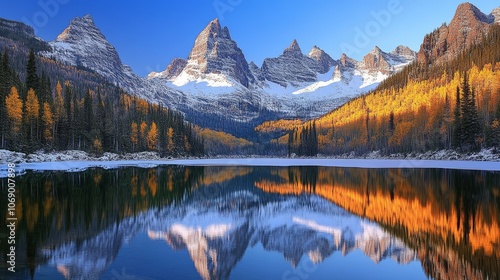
1 1 498 77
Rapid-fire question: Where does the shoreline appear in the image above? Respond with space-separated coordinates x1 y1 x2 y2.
1 149 500 177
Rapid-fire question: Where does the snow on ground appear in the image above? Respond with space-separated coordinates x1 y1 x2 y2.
1 149 500 177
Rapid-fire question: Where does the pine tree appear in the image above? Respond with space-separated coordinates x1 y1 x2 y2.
167 127 175 154
441 93 452 149
287 130 293 157
26 49 39 95
83 89 94 143
452 86 462 149
389 111 395 134
460 73 481 151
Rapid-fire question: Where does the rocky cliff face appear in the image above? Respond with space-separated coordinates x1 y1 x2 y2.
43 187 416 280
308 45 337 74
148 58 187 79
361 46 416 75
171 18 255 88
41 14 143 93
261 39 319 87
0 18 50 52
417 3 494 64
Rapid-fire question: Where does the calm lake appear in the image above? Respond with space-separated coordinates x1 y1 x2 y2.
1 166 499 280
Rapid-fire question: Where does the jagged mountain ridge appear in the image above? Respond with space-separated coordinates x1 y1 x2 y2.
41 14 144 95
39 15 416 131
43 188 416 280
417 2 499 64
35 2 500 137
151 18 416 123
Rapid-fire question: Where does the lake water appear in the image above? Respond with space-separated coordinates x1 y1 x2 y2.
1 166 499 280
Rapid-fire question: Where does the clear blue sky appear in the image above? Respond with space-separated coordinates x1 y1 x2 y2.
1 1 498 77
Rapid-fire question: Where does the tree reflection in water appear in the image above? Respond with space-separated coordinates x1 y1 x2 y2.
0 166 498 280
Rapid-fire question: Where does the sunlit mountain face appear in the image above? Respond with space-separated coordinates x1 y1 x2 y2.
1 166 498 280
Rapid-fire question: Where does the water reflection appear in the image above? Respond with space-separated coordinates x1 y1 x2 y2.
0 166 498 280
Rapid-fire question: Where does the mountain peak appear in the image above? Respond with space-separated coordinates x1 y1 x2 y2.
454 2 492 23
208 18 221 31
308 45 323 57
490 7 500 23
308 46 336 73
371 46 383 54
417 2 494 64
179 18 254 87
283 39 302 57
56 14 101 42
391 45 416 59
81 14 94 22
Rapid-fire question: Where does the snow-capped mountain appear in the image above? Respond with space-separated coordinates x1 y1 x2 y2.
41 14 143 94
169 18 254 88
147 19 416 122
260 39 323 87
41 14 416 129
42 187 416 280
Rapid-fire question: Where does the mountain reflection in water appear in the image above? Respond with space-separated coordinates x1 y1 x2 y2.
0 166 498 280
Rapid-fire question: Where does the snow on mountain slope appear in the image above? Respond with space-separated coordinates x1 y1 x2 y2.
41 15 416 125
42 188 416 280
40 14 148 98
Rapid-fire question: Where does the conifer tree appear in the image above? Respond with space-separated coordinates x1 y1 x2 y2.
452 86 462 149
26 49 39 95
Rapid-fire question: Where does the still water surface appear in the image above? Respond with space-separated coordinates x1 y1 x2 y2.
1 166 499 280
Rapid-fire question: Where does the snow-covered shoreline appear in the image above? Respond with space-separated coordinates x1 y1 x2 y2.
1 149 500 177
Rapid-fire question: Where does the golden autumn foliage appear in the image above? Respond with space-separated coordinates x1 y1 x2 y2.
130 121 138 149
5 86 23 133
255 167 500 258
25 88 39 121
255 119 303 134
41 102 54 142
194 126 253 154
273 66 500 154
147 121 158 150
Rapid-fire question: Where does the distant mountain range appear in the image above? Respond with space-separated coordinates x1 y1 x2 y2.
37 14 417 125
1 2 499 139
42 184 416 280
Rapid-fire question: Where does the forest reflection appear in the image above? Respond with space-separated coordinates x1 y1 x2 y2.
0 166 498 280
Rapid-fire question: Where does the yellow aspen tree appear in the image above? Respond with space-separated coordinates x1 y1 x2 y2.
25 88 40 141
41 102 54 143
54 81 65 120
130 121 138 151
147 121 158 150
5 87 23 134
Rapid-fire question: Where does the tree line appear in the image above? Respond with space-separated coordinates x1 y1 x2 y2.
270 24 500 156
0 49 204 156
